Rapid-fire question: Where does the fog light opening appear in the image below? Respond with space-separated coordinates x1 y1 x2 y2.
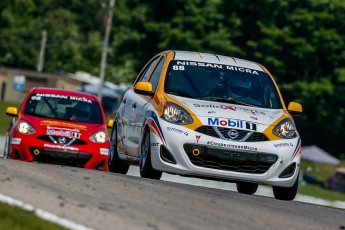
279 162 297 178
160 146 177 164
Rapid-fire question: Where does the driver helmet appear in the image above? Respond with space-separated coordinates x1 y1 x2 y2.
229 76 252 98
74 102 91 120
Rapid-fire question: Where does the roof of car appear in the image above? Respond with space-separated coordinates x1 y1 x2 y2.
172 50 264 72
29 87 98 100
336 167 345 174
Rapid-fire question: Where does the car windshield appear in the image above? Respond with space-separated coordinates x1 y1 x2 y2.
164 60 283 109
23 93 103 124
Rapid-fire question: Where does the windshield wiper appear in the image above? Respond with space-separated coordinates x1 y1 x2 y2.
165 89 194 98
199 97 254 107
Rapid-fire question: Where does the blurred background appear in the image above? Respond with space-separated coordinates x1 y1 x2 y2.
0 0 344 201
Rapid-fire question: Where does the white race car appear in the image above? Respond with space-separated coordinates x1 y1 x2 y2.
108 50 303 200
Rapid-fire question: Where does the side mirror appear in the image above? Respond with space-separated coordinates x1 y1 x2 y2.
134 82 153 96
6 107 18 117
287 102 302 116
107 119 114 129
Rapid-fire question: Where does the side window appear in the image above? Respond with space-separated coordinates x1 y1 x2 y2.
149 57 165 93
136 57 159 83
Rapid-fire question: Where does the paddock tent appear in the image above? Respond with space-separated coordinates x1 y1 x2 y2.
301 145 340 165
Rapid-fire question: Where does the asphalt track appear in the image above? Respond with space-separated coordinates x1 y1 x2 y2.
0 159 344 230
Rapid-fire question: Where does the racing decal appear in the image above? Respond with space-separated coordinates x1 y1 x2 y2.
147 117 166 145
194 104 266 115
43 143 79 151
166 127 189 136
40 120 87 130
31 94 92 103
208 117 257 131
274 142 293 148
207 141 258 151
10 138 21 145
100 148 109 156
175 61 259 75
194 104 236 111
196 135 201 143
46 129 81 139
291 138 301 161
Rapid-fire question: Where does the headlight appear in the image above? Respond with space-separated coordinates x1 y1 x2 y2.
161 102 193 125
90 131 107 143
17 121 36 135
273 118 297 139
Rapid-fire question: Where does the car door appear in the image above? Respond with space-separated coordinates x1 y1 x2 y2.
124 56 160 157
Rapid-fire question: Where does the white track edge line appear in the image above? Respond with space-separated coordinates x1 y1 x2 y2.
0 193 93 230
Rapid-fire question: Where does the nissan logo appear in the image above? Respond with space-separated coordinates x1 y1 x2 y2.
58 137 67 144
227 129 239 139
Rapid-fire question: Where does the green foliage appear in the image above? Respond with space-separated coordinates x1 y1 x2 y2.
0 0 345 155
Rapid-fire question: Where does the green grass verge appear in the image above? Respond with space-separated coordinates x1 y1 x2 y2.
0 202 67 230
298 160 345 201
0 101 21 135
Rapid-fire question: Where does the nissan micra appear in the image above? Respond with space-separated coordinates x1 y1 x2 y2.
108 50 302 200
4 87 110 171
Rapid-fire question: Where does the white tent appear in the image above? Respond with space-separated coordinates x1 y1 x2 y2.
301 145 340 165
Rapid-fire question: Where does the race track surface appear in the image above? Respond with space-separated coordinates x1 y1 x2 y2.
0 159 344 230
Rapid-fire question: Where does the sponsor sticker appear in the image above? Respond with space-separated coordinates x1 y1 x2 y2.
166 127 189 136
207 117 257 131
10 138 21 145
196 135 201 143
46 129 81 139
207 141 258 151
100 148 109 156
274 143 293 148
43 143 78 151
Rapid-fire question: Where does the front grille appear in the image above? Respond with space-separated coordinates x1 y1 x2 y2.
29 147 91 167
195 126 269 142
184 144 277 174
37 135 87 145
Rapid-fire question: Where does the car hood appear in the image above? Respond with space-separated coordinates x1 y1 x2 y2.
170 95 284 125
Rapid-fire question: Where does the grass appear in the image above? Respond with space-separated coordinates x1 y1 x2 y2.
298 160 345 201
0 101 21 135
0 202 67 230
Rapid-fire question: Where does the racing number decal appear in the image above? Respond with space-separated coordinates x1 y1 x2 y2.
172 65 185 71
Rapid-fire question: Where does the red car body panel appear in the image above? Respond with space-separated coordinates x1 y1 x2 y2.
7 87 109 171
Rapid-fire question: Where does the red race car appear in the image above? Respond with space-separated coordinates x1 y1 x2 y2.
4 87 110 171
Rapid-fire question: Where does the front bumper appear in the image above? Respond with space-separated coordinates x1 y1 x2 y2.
9 133 109 171
149 121 301 187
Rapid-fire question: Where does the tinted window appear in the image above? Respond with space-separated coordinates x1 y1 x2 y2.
24 93 103 124
149 57 165 93
164 60 283 109
136 57 159 83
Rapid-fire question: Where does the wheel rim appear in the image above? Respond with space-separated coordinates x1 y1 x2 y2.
140 132 149 171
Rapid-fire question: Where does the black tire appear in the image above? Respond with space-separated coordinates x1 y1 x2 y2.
139 130 162 180
107 124 129 174
236 182 258 195
273 174 299 201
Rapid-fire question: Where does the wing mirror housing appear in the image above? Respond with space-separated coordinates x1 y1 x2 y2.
287 102 302 116
134 82 154 96
6 107 18 117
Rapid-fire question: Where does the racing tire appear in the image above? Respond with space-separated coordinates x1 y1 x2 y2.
139 130 162 180
236 182 258 195
273 174 299 201
107 124 129 174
